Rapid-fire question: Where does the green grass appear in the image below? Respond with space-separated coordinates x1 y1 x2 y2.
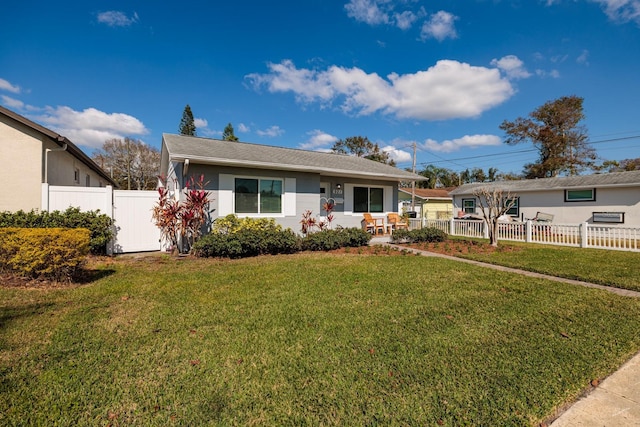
451 239 640 292
2 253 640 426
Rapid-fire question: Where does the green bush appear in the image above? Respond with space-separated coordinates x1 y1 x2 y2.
192 228 299 258
0 208 113 255
301 228 372 252
0 227 90 281
390 227 447 244
212 214 282 234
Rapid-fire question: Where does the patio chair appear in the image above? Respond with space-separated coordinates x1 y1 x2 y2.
362 213 385 235
387 213 409 232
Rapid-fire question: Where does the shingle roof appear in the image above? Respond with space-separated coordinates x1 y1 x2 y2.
0 105 117 187
449 170 640 195
162 133 424 182
399 187 452 199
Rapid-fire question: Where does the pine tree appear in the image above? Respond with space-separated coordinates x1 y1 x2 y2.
222 123 239 141
179 105 197 136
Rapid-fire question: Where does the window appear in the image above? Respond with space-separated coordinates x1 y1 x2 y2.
565 189 595 202
85 174 90 187
505 197 519 217
235 178 282 214
593 212 624 223
462 198 476 214
74 168 80 184
353 186 384 213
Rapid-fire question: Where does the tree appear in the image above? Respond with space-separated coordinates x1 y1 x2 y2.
473 186 518 247
179 104 197 136
598 158 640 172
417 165 459 188
500 95 596 178
92 138 160 190
222 123 239 141
331 136 395 166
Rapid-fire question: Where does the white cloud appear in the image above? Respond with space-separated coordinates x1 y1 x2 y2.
1 95 25 109
577 49 590 65
256 125 284 137
535 69 561 78
298 129 339 151
35 106 149 149
246 59 514 121
421 134 502 153
238 123 250 133
0 78 21 93
193 118 208 128
394 11 417 30
591 0 640 26
420 11 458 42
97 11 139 27
382 145 412 163
490 55 532 80
344 0 390 25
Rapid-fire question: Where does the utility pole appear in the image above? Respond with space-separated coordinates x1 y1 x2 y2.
411 141 416 211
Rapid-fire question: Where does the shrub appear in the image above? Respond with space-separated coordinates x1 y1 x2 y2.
390 227 447 244
301 228 371 252
0 227 90 281
0 208 113 255
212 214 282 235
192 228 299 259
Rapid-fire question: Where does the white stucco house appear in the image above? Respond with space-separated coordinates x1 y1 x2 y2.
449 170 640 227
160 134 425 232
0 105 116 212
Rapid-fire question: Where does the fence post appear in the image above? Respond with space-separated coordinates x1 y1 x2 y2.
580 222 589 248
450 217 455 236
526 220 532 243
483 221 489 239
40 183 50 212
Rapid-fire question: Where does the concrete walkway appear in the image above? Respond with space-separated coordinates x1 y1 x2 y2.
380 242 640 426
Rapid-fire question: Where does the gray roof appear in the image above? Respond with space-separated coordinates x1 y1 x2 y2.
449 170 640 195
162 133 424 182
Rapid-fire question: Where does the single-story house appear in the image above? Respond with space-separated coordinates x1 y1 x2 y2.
0 105 116 212
398 187 453 220
449 170 640 227
160 133 425 232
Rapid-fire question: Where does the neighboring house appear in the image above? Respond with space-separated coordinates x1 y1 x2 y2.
449 170 640 227
0 106 116 212
160 134 425 231
398 187 453 219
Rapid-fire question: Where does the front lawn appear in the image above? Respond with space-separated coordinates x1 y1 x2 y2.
2 253 640 426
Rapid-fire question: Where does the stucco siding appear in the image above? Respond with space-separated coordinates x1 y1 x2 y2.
0 119 43 211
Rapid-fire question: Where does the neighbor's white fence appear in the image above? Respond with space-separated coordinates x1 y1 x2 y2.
409 217 640 252
41 183 161 254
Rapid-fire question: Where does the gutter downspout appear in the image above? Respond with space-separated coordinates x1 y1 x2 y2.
44 140 68 183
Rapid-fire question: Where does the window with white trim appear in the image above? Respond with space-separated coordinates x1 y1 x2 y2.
565 189 595 202
85 174 90 187
74 168 80 184
235 177 283 214
505 197 519 217
353 186 384 213
462 198 476 214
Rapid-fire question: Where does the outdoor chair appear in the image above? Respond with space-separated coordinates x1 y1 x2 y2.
387 213 409 232
362 213 385 235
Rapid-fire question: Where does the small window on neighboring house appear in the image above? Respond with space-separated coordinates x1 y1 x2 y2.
505 197 519 217
462 198 476 213
85 174 90 187
74 168 80 184
565 189 595 202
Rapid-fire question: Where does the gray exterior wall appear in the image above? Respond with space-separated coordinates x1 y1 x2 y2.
168 161 400 233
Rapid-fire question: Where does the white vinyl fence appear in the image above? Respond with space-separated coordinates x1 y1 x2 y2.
410 217 640 252
41 184 161 254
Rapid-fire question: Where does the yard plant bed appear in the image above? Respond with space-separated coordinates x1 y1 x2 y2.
2 253 640 426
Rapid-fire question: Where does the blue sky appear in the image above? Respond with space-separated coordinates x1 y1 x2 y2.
1 0 639 175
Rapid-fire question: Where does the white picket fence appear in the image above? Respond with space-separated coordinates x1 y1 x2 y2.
410 218 640 252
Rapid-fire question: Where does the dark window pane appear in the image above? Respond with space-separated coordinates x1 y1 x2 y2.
369 188 384 212
354 187 368 212
235 178 258 213
260 179 282 213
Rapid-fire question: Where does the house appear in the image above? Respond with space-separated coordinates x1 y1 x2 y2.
0 106 116 212
449 170 640 227
160 134 425 231
398 187 453 219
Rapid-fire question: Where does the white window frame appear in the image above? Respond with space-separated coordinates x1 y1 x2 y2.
462 198 476 214
218 174 296 217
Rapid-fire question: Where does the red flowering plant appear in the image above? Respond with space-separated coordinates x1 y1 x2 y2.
300 199 335 235
152 174 211 254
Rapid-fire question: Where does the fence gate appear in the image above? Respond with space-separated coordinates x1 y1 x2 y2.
112 190 161 253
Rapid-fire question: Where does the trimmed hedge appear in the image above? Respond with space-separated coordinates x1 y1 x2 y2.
0 207 113 255
301 228 372 251
0 227 90 281
390 227 447 244
192 228 300 258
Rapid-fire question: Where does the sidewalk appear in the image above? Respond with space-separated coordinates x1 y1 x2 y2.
380 242 640 426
